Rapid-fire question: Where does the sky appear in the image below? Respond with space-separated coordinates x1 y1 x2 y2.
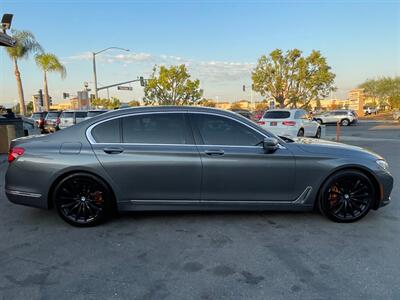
0 0 399 107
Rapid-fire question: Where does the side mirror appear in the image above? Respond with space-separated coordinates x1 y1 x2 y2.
263 137 279 153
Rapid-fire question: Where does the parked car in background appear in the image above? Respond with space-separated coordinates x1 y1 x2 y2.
253 110 266 121
312 110 357 126
393 110 400 121
230 109 252 119
30 111 48 133
59 110 88 129
44 111 62 133
85 110 108 120
257 109 321 138
364 106 378 115
21 116 41 136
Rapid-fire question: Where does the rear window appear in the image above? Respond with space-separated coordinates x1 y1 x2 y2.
61 112 74 118
76 111 88 118
31 113 44 119
87 111 107 118
47 112 60 118
263 111 291 119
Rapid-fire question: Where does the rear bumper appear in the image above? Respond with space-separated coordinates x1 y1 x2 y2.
5 189 48 209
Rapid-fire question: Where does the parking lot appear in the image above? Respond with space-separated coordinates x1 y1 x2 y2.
0 120 399 300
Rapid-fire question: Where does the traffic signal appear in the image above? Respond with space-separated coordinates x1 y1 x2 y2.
140 76 145 87
63 92 70 99
38 89 43 106
243 85 246 92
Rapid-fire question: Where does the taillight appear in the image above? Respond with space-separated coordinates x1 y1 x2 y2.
38 118 44 126
282 121 296 126
257 121 266 125
55 117 60 125
8 147 25 163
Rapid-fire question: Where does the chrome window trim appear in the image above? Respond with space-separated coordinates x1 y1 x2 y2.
86 110 286 149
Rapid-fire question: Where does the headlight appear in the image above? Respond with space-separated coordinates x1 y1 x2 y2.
376 159 389 171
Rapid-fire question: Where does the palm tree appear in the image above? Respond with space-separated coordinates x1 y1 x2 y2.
6 30 42 116
35 53 66 111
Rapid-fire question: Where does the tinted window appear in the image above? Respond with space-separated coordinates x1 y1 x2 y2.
92 119 120 143
31 113 43 119
76 111 88 118
61 112 74 118
47 112 60 118
192 114 262 146
263 111 290 119
122 113 187 144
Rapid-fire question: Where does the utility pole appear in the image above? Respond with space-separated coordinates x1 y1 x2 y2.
92 52 98 100
91 47 129 101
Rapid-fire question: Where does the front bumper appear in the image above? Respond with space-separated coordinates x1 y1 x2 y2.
375 170 394 209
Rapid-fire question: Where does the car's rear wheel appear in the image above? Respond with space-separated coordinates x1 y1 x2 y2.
341 118 350 126
318 170 375 223
314 127 321 139
297 128 305 137
53 173 112 227
316 119 323 124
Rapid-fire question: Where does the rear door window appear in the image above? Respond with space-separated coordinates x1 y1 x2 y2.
91 119 121 143
121 113 188 144
263 111 290 119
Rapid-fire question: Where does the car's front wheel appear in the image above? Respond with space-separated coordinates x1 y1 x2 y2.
318 170 375 223
341 118 350 126
53 173 113 227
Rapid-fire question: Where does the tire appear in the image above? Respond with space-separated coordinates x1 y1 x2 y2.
318 170 375 223
316 119 323 124
53 173 113 227
314 127 321 139
297 128 305 137
340 119 350 126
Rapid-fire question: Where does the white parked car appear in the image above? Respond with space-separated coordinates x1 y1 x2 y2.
257 109 321 138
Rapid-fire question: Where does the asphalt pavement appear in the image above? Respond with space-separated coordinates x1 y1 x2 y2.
0 120 399 300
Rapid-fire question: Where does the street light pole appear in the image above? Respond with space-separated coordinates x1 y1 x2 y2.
92 52 98 99
92 47 129 100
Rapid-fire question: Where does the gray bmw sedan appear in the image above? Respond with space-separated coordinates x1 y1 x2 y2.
5 106 393 226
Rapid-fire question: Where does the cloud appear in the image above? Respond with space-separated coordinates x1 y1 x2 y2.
64 51 255 83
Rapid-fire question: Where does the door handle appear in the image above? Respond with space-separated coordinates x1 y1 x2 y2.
103 147 124 154
204 149 224 156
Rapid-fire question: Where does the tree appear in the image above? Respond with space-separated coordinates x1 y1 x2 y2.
26 101 34 114
35 53 66 111
255 100 269 111
128 100 141 107
230 102 244 110
144 65 203 105
198 99 217 107
359 77 400 109
252 49 336 108
5 30 43 116
91 97 121 109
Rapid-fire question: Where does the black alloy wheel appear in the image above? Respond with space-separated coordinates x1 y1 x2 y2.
54 173 112 227
318 170 375 223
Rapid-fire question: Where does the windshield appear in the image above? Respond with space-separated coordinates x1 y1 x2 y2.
47 112 60 118
60 112 74 119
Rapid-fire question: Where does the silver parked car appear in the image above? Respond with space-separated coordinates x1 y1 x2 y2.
5 106 393 226
313 110 358 126
59 110 88 129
